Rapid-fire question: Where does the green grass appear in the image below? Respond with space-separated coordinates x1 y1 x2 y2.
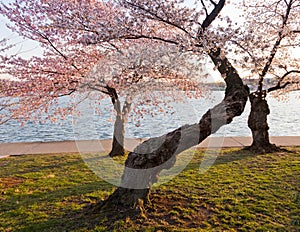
0 147 299 231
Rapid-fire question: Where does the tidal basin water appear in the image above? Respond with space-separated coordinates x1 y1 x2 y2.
0 91 299 143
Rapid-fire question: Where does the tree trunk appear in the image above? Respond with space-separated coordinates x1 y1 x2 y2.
109 99 131 157
247 91 279 153
109 114 126 157
101 48 250 211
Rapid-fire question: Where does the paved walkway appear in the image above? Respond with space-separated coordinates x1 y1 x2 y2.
0 136 299 158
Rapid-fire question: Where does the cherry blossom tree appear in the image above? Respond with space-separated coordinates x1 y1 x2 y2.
1 0 251 212
227 0 300 152
87 41 204 156
87 0 249 211
0 0 204 156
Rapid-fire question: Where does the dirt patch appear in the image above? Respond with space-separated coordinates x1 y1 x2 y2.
141 190 213 229
0 160 9 166
0 177 24 188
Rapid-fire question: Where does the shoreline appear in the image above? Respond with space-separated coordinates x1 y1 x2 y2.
1 136 300 158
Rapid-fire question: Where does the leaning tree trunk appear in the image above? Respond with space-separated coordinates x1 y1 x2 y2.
101 48 249 212
247 91 279 153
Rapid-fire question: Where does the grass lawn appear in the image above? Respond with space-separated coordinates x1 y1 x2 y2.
0 147 299 231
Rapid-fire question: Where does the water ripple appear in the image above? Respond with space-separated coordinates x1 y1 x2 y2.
0 91 299 143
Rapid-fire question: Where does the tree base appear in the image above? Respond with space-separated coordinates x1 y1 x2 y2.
108 142 126 157
98 188 150 217
86 197 147 231
244 143 281 154
108 149 126 157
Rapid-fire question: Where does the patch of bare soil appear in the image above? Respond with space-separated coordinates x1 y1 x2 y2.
0 177 24 189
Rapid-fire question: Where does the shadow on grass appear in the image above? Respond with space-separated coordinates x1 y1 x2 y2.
1 181 116 231
214 148 260 165
15 194 139 232
0 153 116 178
181 148 256 171
4 181 112 207
183 146 300 174
17 200 109 232
2 148 299 231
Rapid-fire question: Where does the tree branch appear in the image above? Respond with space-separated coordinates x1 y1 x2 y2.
199 0 225 36
209 0 218 6
103 0 250 210
87 34 179 46
85 84 110 95
123 0 191 36
268 70 300 92
230 40 255 61
125 35 179 45
268 81 299 92
35 30 88 81
258 0 293 92
57 89 77 97
200 0 209 16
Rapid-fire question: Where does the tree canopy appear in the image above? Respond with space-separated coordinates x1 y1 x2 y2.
0 0 209 126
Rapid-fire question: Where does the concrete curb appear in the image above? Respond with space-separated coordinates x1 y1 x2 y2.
0 136 299 158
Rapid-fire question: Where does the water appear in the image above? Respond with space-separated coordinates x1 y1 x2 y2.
0 91 299 143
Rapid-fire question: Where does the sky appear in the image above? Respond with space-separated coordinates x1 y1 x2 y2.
0 12 43 59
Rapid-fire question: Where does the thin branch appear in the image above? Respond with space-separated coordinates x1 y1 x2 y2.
258 0 293 92
0 117 13 125
40 69 68 76
119 34 179 45
94 83 110 89
200 0 209 16
200 0 225 34
267 70 300 92
209 0 217 6
123 0 191 36
34 30 89 81
230 40 255 60
86 33 180 46
268 80 299 92
107 42 122 53
57 89 76 97
86 85 109 95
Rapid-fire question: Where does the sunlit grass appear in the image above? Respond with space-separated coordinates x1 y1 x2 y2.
0 147 299 231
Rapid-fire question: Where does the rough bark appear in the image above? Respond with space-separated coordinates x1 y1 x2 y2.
101 0 247 213
102 48 250 211
109 98 132 157
247 91 279 153
109 114 126 157
105 83 132 157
